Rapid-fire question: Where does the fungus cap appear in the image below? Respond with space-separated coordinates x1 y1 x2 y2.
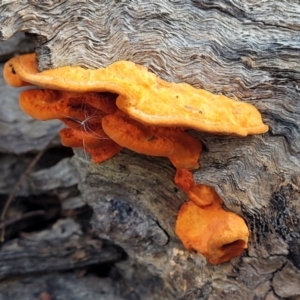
59 127 113 149
59 128 122 164
174 169 249 264
19 89 115 121
3 62 32 87
176 200 249 264
102 110 202 170
4 53 268 137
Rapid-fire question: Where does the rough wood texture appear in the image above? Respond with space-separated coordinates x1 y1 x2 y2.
0 156 78 196
1 1 300 299
0 218 124 279
0 273 124 300
0 264 171 300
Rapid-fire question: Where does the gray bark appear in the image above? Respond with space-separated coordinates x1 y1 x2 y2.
0 156 78 196
1 1 300 299
0 273 124 300
0 218 123 280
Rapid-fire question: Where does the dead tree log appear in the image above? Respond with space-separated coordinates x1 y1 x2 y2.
1 1 300 299
0 218 124 280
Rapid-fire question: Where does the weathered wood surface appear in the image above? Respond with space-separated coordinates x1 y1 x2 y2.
1 1 300 299
0 262 172 300
0 156 78 196
0 218 124 279
0 273 124 300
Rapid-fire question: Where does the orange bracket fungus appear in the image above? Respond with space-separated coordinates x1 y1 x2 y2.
174 169 249 264
101 110 202 170
4 53 268 136
4 53 268 264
